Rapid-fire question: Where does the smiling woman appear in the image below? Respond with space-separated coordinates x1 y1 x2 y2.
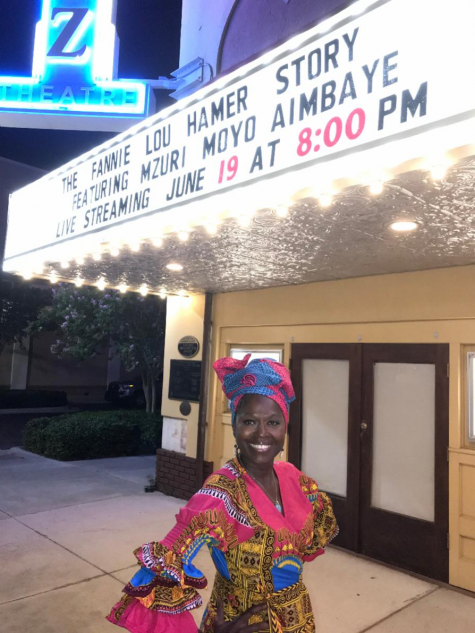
107 355 338 633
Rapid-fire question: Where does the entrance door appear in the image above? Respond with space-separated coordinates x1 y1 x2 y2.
289 343 449 581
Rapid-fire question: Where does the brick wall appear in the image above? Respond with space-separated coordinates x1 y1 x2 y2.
156 449 214 500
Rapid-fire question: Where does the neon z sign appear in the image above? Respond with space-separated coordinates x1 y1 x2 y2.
47 8 91 59
0 0 153 131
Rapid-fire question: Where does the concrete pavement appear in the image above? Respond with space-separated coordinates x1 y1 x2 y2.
0 448 474 632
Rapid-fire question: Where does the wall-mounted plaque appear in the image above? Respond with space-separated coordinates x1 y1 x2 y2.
178 336 200 358
168 360 201 402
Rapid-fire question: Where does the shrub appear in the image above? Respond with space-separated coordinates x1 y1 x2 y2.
0 390 68 409
23 410 162 461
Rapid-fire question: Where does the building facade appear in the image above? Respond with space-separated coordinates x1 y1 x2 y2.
3 0 475 592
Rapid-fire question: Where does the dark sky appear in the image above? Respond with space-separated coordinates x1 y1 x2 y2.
0 0 183 170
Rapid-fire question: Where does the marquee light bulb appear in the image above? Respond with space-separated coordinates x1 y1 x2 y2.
275 204 289 218
206 223 218 235
139 284 149 297
166 263 183 272
96 278 107 291
178 230 189 242
130 242 141 252
431 163 447 181
118 283 128 294
74 277 84 287
93 252 102 261
238 214 252 228
369 180 384 195
152 237 163 248
318 193 333 208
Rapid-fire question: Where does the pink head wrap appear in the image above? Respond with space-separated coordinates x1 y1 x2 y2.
213 354 295 427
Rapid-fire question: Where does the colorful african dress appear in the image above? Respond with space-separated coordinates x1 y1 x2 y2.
107 458 338 633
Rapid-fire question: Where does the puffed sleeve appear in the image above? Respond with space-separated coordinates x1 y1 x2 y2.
107 472 254 632
299 475 339 562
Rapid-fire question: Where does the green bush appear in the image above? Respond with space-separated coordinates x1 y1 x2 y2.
23 410 162 461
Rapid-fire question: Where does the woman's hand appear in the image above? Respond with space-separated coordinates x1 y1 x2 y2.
214 598 268 633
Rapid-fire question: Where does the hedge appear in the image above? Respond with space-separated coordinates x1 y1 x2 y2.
0 389 68 409
23 410 162 461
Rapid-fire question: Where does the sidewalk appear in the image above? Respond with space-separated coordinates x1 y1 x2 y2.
0 448 474 632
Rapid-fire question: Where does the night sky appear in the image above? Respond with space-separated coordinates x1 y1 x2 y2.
0 0 183 170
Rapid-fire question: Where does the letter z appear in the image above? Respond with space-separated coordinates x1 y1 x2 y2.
48 8 90 58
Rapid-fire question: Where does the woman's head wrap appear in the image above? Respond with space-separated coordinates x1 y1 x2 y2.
213 354 295 427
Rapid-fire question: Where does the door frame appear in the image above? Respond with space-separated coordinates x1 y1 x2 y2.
289 343 362 552
289 342 449 580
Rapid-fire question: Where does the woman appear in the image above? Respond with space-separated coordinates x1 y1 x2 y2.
107 355 338 633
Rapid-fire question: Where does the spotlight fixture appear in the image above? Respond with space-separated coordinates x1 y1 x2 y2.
390 220 418 232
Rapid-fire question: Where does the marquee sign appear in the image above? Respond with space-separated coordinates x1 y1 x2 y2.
4 0 475 271
0 0 153 131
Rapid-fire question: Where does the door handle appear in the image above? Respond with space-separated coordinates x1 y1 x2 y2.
361 421 368 430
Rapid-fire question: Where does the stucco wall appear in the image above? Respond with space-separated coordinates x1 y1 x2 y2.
161 295 206 458
180 0 349 78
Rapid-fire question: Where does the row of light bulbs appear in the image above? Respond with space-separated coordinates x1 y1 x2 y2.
18 162 448 283
34 270 190 301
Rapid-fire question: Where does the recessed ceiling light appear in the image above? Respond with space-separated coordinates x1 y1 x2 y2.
166 263 183 272
74 277 84 287
118 283 128 294
96 278 107 290
390 221 418 232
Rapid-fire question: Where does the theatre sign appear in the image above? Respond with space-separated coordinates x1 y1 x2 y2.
0 0 154 131
4 0 475 278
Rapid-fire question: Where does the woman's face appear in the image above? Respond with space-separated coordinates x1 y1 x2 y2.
234 394 286 469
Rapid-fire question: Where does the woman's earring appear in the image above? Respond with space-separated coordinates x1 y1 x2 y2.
234 443 240 458
280 448 284 458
